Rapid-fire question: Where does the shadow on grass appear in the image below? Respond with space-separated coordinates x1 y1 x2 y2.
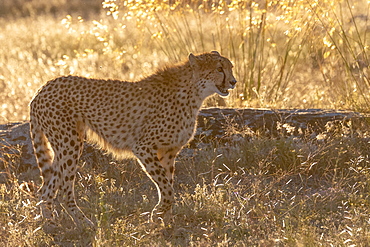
1 121 370 246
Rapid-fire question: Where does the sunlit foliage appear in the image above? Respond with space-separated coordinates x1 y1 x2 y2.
1 0 370 120
1 1 370 245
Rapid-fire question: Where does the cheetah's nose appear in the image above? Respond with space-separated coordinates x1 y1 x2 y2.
230 78 237 86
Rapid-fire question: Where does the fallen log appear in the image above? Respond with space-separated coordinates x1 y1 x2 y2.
196 108 368 141
1 108 368 171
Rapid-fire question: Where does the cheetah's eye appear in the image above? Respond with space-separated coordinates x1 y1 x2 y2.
217 67 223 72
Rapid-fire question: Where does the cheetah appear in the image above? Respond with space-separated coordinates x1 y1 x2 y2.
30 51 237 228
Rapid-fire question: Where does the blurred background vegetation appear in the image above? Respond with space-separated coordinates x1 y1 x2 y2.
1 0 370 122
1 1 370 246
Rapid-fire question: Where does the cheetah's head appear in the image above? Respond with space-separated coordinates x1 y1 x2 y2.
189 51 237 97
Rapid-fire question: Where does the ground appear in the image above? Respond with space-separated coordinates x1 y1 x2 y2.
1 117 370 246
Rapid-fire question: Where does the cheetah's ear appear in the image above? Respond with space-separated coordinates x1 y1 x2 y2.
211 51 220 56
188 53 198 68
189 53 200 81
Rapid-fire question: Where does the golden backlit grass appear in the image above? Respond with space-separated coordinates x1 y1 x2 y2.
1 0 370 246
1 0 370 123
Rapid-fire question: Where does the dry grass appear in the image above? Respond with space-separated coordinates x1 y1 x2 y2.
1 0 370 246
1 124 370 246
1 0 370 123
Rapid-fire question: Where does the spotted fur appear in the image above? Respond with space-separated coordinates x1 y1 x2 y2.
30 51 236 228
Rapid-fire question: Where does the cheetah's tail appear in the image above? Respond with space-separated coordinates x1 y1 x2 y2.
29 115 54 183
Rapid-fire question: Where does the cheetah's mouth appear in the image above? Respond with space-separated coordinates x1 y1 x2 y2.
216 85 230 97
216 68 231 97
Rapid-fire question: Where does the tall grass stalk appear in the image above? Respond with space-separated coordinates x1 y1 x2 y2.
310 0 370 110
1 0 370 122
72 0 370 108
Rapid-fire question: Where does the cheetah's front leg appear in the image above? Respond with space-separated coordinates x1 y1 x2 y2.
133 145 175 224
157 147 181 188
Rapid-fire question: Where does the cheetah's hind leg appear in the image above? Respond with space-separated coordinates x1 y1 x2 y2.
56 121 95 229
30 121 61 231
37 119 94 230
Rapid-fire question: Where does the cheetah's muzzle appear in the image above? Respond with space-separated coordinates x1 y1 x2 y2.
216 78 237 97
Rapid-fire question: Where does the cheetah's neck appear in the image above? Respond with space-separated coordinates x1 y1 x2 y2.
142 62 214 114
